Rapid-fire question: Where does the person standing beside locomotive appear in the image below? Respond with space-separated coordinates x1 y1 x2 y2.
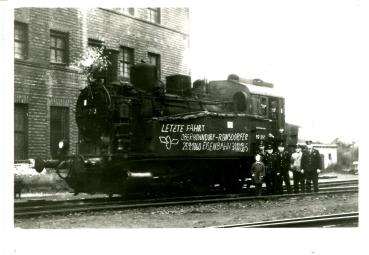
246 141 266 193
263 144 275 195
251 154 265 196
301 141 321 192
256 141 266 158
274 142 292 194
290 144 305 193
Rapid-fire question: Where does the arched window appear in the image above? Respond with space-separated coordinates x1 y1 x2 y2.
233 91 249 113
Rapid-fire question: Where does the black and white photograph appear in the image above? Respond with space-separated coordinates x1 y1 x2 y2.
1 0 368 254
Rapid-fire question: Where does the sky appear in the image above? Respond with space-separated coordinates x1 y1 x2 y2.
188 0 369 143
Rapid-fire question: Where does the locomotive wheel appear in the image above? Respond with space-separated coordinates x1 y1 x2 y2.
183 175 211 195
70 155 86 177
59 155 86 194
56 159 73 180
187 182 209 195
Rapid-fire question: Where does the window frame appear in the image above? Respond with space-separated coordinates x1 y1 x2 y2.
14 104 28 160
269 98 278 119
250 95 259 115
14 21 28 60
50 30 69 65
127 8 135 16
119 46 134 80
88 38 103 49
147 8 161 23
50 106 70 158
124 8 135 16
259 96 269 117
148 52 161 80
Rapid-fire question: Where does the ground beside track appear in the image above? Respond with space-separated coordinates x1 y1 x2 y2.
14 191 358 228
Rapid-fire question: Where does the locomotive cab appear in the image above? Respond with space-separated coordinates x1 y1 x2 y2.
208 75 286 149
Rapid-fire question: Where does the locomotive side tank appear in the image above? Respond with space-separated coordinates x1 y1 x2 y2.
35 61 291 196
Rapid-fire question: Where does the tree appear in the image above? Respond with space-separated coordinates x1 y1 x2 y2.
332 138 358 170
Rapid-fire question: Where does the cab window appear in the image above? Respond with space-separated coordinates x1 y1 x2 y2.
259 96 268 116
250 95 259 115
269 99 278 119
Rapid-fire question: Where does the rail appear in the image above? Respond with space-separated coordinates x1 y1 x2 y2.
14 181 358 217
213 212 358 228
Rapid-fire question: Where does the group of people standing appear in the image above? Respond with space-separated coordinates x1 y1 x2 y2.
250 140 321 196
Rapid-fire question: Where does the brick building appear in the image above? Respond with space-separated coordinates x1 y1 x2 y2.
14 8 190 160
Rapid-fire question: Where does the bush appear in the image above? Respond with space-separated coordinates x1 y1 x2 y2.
324 163 340 172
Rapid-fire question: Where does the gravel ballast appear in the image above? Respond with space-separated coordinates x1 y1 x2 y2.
15 192 358 228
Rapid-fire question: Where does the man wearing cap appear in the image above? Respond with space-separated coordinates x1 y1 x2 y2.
301 141 321 192
256 141 266 158
263 144 275 194
247 141 266 193
290 144 305 193
274 142 292 194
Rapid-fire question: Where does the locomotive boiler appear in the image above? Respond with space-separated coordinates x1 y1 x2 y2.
35 60 294 196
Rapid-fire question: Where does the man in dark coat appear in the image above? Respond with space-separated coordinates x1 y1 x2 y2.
274 142 291 194
263 144 275 194
301 141 321 192
256 141 266 158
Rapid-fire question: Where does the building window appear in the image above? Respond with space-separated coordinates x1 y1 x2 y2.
147 8 160 23
148 52 161 79
88 38 103 50
119 47 134 80
127 8 135 15
50 106 69 158
328 153 332 160
14 104 28 160
116 8 135 16
50 30 68 64
14 22 28 60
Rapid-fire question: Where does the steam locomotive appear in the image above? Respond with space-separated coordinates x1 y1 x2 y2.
35 58 297 196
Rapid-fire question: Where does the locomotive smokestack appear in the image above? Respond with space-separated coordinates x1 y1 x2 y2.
227 74 239 81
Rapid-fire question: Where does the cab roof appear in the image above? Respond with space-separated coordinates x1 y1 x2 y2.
208 79 283 99
236 80 282 98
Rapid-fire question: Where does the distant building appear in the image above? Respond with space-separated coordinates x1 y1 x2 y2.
312 144 338 169
14 8 190 160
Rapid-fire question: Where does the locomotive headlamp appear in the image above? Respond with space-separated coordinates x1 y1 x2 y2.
58 140 65 149
57 139 69 158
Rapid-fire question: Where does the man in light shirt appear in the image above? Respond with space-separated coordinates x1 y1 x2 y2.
291 144 304 193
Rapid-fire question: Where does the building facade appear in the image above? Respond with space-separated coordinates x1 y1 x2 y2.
312 144 338 170
14 7 190 160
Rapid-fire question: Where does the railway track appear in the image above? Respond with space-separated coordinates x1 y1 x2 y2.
14 180 358 217
213 212 359 228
